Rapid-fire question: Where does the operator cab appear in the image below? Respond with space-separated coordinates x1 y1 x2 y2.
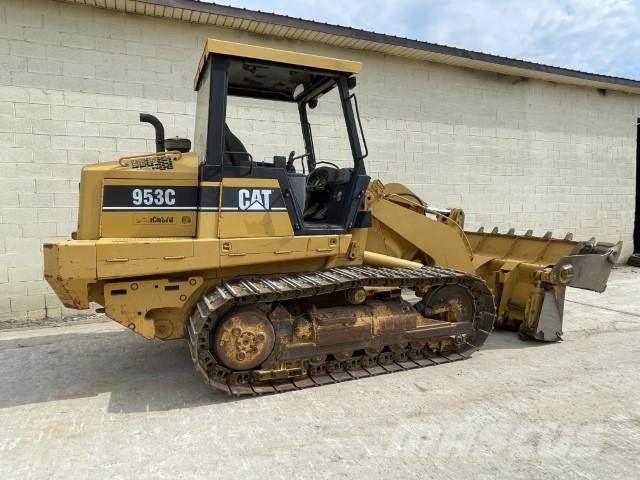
193 39 370 235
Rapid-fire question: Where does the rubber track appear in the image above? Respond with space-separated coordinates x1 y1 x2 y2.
188 264 495 396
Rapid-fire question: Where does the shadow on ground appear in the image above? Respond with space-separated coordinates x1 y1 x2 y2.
481 329 553 351
0 320 553 413
0 327 238 413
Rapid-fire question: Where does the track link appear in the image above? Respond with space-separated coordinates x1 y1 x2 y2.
188 265 495 395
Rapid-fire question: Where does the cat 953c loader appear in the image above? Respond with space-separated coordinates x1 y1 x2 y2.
44 39 621 395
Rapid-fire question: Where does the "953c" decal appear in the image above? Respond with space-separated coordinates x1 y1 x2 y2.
131 188 176 207
102 185 198 211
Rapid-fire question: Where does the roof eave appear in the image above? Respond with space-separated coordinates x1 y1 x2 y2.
55 0 640 95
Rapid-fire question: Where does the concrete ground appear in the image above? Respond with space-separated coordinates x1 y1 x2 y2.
1 268 639 480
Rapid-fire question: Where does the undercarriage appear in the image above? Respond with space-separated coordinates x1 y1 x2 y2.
188 265 495 395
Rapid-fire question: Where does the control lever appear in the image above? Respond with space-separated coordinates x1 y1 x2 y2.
286 150 309 174
286 150 296 172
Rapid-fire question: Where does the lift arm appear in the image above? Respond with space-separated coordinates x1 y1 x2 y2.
365 180 621 341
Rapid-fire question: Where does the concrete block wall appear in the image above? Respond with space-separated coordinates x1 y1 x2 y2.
0 0 638 325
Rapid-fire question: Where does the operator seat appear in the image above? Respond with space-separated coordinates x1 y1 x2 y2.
223 124 251 167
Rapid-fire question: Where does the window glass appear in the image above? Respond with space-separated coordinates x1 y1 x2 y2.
226 95 305 166
193 60 211 163
306 87 353 168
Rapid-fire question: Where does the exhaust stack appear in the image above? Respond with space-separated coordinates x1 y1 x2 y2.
139 113 165 152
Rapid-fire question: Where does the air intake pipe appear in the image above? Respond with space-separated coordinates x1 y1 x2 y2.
139 113 165 152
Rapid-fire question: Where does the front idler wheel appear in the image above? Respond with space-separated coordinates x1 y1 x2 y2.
420 285 476 324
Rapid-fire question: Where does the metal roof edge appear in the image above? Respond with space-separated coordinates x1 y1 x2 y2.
56 0 640 95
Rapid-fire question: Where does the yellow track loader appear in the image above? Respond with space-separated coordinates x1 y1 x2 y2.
44 39 620 395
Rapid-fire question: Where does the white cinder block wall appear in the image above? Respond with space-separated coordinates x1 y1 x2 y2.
0 0 638 325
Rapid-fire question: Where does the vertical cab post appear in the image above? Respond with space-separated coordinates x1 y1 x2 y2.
298 101 317 171
202 56 229 182
337 75 365 175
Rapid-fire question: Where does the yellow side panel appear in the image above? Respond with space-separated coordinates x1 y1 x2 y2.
219 235 339 268
218 178 294 238
219 212 293 238
101 178 198 238
97 239 194 261
96 238 219 279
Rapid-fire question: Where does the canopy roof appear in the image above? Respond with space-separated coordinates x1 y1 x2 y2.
194 38 362 100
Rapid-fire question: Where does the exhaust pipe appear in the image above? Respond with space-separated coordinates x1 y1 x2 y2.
139 113 165 152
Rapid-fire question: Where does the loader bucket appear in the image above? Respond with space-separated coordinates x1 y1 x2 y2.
466 228 622 341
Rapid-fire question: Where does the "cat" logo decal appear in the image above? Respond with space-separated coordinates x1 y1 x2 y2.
221 186 287 212
238 189 272 211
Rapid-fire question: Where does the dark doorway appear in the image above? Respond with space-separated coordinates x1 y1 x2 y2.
635 117 640 253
